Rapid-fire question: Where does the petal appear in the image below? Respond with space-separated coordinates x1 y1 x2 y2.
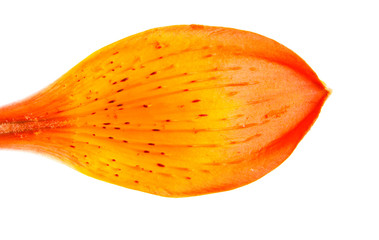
0 25 330 197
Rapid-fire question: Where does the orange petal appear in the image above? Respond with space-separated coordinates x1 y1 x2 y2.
0 25 330 197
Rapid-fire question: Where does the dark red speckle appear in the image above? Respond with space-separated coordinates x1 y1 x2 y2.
154 42 162 49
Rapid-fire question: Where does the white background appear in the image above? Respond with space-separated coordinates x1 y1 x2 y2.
0 1 378 239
